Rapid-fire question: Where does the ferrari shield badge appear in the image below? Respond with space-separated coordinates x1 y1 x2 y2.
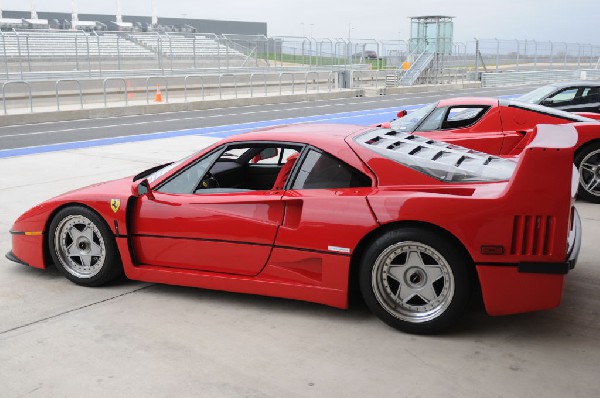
110 199 121 213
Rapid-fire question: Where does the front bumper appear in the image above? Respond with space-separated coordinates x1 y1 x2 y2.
5 251 30 267
8 230 47 269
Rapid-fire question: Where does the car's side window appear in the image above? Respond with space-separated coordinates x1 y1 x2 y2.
418 106 489 131
441 106 489 129
157 151 221 194
580 87 600 104
291 149 371 190
157 144 304 194
548 88 578 104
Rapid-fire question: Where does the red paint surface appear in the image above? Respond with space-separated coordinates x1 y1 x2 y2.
476 265 564 315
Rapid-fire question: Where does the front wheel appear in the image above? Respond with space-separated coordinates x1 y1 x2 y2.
359 228 471 334
575 142 600 203
48 206 122 286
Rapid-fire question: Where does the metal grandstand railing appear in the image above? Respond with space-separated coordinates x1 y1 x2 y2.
0 30 600 89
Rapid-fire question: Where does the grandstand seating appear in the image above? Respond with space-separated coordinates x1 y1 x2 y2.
0 31 154 58
129 33 245 58
0 31 245 60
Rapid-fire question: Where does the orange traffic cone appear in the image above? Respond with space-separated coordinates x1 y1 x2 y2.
154 84 163 103
126 81 134 100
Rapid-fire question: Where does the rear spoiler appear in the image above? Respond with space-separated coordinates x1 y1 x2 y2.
574 112 600 121
501 124 578 260
506 124 578 201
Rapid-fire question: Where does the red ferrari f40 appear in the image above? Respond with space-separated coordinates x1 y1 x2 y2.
7 123 581 334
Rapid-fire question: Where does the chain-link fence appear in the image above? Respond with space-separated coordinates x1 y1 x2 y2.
1 30 599 87
465 39 600 73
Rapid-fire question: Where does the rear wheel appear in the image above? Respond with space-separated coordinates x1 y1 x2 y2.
48 206 122 286
575 142 600 203
359 228 471 334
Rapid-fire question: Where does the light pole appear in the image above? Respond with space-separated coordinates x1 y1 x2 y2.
347 23 355 64
300 22 305 38
310 23 314 39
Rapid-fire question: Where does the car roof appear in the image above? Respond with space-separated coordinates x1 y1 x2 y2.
223 123 372 146
436 97 499 107
546 81 600 89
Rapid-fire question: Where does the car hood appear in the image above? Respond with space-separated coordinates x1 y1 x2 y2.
55 176 134 199
11 176 135 235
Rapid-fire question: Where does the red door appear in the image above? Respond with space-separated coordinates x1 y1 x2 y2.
130 190 284 276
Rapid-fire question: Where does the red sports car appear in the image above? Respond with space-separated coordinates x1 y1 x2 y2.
382 98 600 202
7 123 581 334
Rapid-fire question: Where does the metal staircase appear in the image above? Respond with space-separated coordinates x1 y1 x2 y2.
398 51 435 86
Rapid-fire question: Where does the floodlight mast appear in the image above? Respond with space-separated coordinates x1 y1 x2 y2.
71 0 78 26
30 0 38 20
152 0 158 27
116 0 122 24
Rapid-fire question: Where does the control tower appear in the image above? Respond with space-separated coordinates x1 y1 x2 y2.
409 15 454 55
399 15 454 85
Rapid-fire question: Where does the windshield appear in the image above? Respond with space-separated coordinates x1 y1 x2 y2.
146 152 198 184
517 85 557 104
389 103 437 132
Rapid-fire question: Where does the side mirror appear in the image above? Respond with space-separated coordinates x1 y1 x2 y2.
131 179 155 200
397 110 408 118
541 99 553 106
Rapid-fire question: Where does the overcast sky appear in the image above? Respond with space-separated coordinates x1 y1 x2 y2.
1 1 598 43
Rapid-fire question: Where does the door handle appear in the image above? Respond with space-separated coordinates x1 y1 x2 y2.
282 198 303 229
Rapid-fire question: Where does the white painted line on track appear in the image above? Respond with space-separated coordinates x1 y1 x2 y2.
0 110 394 156
0 85 530 130
0 104 422 139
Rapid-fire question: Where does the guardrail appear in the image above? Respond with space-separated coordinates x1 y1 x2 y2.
2 81 32 114
481 69 600 87
55 79 83 110
0 71 339 115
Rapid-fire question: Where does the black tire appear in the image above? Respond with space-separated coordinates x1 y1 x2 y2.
359 228 471 334
575 142 600 203
48 206 123 287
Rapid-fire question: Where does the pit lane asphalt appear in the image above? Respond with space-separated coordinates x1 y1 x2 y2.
0 85 533 155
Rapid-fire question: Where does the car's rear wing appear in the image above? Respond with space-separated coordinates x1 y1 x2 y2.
501 124 579 261
505 124 578 200
574 112 600 121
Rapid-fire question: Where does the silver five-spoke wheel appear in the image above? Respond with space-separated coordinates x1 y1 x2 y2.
360 228 470 334
372 241 454 323
54 215 106 279
49 206 122 286
578 148 600 202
